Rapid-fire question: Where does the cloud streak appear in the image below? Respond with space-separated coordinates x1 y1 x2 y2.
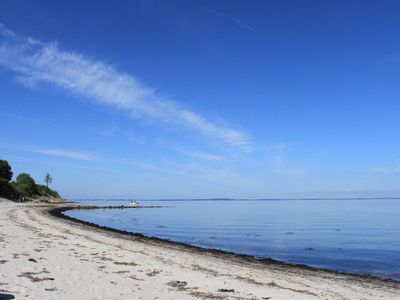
23 147 98 160
0 144 97 161
179 149 224 161
202 8 255 32
0 24 251 151
27 148 97 161
0 111 28 121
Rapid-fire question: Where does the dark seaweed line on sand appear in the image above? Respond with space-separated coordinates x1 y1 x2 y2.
48 206 399 286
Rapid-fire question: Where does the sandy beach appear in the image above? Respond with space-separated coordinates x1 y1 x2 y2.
0 199 399 300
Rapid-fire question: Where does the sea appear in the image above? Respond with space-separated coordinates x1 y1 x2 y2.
64 198 400 280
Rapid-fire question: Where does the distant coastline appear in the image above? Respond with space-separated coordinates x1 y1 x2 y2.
73 196 400 202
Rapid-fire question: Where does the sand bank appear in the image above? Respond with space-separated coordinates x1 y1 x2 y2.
0 199 398 299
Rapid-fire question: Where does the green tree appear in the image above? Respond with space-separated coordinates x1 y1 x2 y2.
0 159 13 181
15 173 37 197
44 173 53 188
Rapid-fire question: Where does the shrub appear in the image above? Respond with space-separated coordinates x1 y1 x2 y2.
0 160 13 181
0 178 19 199
36 184 60 197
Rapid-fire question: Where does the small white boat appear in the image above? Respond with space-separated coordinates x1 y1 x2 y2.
129 200 140 207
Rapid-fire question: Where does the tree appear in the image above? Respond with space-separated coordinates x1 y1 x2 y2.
44 173 53 188
15 173 37 196
0 159 13 181
16 173 36 186
0 178 18 199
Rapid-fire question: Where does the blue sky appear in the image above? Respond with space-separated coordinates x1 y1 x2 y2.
1 0 400 199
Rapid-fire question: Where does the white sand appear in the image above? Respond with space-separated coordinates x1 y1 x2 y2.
0 199 399 300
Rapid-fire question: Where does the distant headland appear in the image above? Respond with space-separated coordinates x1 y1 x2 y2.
0 158 66 203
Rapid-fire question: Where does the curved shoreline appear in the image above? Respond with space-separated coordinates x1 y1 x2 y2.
2 199 399 299
49 205 399 286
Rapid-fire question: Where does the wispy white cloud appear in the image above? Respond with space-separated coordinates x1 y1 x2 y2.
0 111 28 121
131 159 243 184
5 154 110 174
133 161 187 177
179 149 224 161
264 141 301 151
0 24 15 37
0 24 251 151
202 8 255 32
0 145 98 161
27 148 97 161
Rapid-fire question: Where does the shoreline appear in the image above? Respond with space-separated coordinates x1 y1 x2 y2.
51 205 399 285
1 199 399 299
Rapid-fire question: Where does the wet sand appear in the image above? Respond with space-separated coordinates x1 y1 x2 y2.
0 198 399 299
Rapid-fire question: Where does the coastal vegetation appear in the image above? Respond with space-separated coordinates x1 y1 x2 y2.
0 158 60 201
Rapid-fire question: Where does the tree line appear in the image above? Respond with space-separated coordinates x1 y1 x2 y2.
0 159 59 201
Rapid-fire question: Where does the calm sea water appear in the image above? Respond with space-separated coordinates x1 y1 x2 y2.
65 199 400 280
